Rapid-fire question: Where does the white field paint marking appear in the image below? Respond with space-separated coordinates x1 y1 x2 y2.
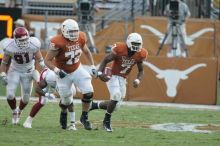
150 123 211 133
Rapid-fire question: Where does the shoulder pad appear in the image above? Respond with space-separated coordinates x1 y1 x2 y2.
1 38 13 50
29 37 41 49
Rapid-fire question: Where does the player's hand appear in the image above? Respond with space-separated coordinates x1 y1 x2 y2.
133 79 140 88
91 65 99 78
54 67 67 79
0 72 7 86
45 93 56 100
99 74 111 82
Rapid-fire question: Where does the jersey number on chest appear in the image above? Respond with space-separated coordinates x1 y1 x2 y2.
65 49 82 65
14 53 30 64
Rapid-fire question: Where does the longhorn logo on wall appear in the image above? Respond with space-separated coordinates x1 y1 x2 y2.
143 61 207 97
140 25 214 46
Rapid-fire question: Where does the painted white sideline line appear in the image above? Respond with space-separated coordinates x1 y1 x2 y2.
0 96 220 110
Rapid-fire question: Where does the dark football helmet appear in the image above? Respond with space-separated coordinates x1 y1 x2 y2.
14 27 30 49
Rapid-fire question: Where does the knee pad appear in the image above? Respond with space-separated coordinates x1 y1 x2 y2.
114 101 122 111
82 92 93 103
22 94 30 103
59 101 68 109
7 93 15 100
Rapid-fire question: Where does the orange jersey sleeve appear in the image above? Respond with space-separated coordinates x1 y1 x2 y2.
50 32 87 73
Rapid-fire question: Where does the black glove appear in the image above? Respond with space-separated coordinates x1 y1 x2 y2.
58 70 67 79
54 67 67 79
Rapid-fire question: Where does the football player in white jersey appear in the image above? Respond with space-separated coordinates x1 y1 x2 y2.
0 27 45 125
23 68 77 130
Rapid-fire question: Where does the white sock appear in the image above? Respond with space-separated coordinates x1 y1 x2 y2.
69 112 75 124
26 116 33 123
97 102 100 109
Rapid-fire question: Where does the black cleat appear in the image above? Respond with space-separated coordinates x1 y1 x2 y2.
60 112 67 129
103 120 113 132
80 116 92 130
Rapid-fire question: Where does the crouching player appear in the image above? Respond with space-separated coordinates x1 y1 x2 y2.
23 68 77 130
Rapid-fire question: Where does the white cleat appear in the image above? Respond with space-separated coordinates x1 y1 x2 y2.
68 124 77 131
23 116 33 128
23 121 32 128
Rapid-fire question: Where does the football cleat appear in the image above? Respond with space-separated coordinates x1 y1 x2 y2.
80 115 92 130
68 124 77 131
103 120 113 132
23 116 33 128
60 112 67 129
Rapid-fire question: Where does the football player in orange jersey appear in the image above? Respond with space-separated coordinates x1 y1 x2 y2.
90 33 148 132
45 19 97 130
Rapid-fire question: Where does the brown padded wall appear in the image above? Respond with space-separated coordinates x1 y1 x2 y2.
127 57 217 105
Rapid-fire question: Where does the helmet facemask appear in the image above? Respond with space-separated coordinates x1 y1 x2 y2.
130 42 142 52
15 35 30 49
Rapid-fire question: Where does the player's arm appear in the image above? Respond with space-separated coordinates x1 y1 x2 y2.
98 52 115 72
133 59 144 88
0 53 11 73
34 50 45 69
45 44 59 71
98 52 116 82
136 60 144 81
81 44 95 66
45 43 66 78
0 54 11 85
35 79 56 99
35 79 48 96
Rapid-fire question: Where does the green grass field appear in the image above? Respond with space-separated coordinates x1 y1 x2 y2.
0 84 220 146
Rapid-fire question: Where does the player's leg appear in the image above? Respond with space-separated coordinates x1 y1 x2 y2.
73 65 94 130
23 96 48 128
103 75 126 132
89 100 109 111
6 70 20 124
59 101 68 129
57 76 75 129
67 102 77 130
17 73 33 124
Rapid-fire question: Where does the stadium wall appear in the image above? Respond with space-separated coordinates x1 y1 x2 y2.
39 52 218 105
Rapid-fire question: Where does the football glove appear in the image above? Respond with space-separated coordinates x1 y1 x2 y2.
91 65 99 78
54 67 67 79
45 93 56 100
133 79 140 88
0 72 7 85
99 74 111 82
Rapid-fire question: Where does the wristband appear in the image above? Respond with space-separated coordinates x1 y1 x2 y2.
134 79 140 84
0 72 6 76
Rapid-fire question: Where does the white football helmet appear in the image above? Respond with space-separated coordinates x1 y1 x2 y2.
13 27 30 49
61 19 79 41
126 33 143 52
